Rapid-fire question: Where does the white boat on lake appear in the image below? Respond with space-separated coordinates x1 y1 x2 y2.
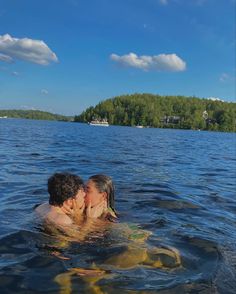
88 119 109 127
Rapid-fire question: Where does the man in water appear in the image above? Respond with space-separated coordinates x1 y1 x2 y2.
35 172 86 226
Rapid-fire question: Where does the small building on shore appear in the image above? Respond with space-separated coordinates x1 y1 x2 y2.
160 116 181 124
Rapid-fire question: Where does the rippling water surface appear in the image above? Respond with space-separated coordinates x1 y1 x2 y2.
0 119 236 293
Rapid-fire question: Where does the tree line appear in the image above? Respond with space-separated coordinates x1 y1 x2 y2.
74 93 236 132
0 109 72 121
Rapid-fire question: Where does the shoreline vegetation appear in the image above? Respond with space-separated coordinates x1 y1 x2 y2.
1 94 235 132
0 109 73 122
75 94 236 132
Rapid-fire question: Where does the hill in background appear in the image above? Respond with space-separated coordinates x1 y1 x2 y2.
0 109 72 121
74 93 236 132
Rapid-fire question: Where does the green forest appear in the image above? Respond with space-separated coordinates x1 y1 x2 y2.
74 94 236 132
0 109 71 121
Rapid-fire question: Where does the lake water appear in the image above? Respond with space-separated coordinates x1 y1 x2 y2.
0 118 236 293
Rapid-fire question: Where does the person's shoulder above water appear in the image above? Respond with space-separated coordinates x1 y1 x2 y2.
35 202 73 226
35 202 49 217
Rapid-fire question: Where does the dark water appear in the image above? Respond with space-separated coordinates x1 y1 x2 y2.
0 119 236 293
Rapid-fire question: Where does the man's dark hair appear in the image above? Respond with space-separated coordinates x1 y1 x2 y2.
48 173 84 207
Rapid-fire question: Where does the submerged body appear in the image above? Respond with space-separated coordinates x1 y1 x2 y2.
54 220 181 294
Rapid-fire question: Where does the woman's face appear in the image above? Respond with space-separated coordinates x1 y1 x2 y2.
85 180 105 207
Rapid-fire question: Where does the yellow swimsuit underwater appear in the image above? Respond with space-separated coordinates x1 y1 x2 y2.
53 221 181 294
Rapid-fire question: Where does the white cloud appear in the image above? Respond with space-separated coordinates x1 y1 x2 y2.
207 97 224 102
219 73 228 82
0 65 20 77
0 53 13 63
21 105 37 110
219 72 235 83
0 34 58 65
12 71 19 76
110 52 186 72
159 0 168 5
158 0 210 6
41 89 49 95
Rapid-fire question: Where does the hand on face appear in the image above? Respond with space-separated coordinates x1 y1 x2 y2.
86 199 106 219
61 188 85 220
61 202 74 216
72 198 85 216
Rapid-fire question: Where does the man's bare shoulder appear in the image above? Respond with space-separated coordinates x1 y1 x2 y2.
35 203 50 217
36 204 72 226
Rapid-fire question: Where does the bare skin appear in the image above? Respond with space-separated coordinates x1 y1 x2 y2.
35 203 73 226
35 188 86 227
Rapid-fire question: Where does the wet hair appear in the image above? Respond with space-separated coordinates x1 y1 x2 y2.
89 174 117 219
48 173 84 207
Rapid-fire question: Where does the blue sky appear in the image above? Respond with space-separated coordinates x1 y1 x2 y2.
0 0 235 115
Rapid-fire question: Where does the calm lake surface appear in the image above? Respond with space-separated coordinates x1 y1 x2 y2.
0 118 236 293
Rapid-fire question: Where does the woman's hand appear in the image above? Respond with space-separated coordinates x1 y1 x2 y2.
86 200 105 219
72 199 85 224
72 199 85 217
61 202 74 217
61 199 85 224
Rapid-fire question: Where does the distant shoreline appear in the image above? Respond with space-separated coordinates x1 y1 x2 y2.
74 94 236 133
1 116 235 134
1 93 236 133
0 109 72 122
